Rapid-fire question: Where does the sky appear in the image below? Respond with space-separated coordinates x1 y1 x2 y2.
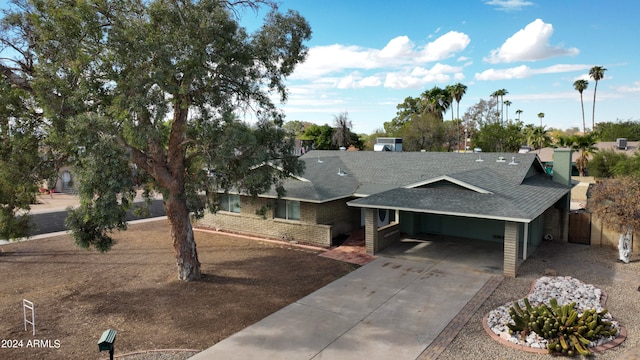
240 0 640 134
1 0 638 135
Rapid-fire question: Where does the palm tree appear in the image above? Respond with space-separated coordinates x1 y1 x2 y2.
571 133 599 176
515 109 523 122
525 125 551 150
448 83 467 151
492 89 508 124
573 79 589 133
421 86 451 120
503 100 512 123
490 90 500 123
589 66 606 131
537 112 545 127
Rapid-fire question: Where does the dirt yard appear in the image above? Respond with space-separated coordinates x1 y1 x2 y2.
0 220 357 360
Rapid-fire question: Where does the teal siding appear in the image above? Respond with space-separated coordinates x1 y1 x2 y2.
400 212 505 242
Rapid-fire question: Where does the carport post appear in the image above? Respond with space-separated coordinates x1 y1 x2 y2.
523 223 529 260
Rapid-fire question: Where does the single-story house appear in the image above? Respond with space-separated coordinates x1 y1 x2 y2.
197 149 573 277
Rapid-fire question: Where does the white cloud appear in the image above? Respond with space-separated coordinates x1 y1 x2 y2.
475 63 591 80
419 31 471 62
378 36 414 58
336 74 382 89
485 0 534 11
291 32 471 81
614 81 640 93
384 71 452 89
484 19 579 63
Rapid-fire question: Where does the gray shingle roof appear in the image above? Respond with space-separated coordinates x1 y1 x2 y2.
273 150 570 222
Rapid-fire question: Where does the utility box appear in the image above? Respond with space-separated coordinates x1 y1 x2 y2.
374 137 402 152
616 138 628 150
98 329 117 360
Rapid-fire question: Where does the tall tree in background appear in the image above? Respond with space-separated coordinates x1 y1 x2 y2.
573 79 589 133
492 88 508 124
516 109 523 122
1 0 311 281
569 133 599 176
503 100 511 124
449 83 467 151
524 125 551 150
421 86 451 120
537 112 545 127
589 66 607 131
490 90 500 122
332 111 352 149
384 96 421 135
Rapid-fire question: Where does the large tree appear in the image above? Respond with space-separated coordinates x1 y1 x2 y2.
1 0 311 281
448 83 467 151
589 66 607 131
573 79 589 133
588 176 640 262
0 74 51 239
473 122 524 152
570 133 599 176
332 111 352 149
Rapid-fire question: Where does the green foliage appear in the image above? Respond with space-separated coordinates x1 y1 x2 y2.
399 113 444 151
593 120 640 141
304 124 336 150
508 298 617 356
523 125 551 150
0 75 48 239
588 149 628 178
473 122 524 152
612 152 640 178
2 0 312 279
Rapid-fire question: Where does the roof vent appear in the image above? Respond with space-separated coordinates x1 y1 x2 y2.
475 155 484 162
496 156 506 162
337 168 348 176
508 157 518 166
317 155 323 163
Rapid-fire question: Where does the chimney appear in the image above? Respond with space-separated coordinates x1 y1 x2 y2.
552 148 572 187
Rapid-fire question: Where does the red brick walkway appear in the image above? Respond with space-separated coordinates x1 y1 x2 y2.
318 229 377 266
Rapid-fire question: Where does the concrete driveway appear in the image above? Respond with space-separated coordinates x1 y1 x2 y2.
190 243 502 360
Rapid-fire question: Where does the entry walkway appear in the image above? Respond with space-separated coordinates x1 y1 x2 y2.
190 254 501 360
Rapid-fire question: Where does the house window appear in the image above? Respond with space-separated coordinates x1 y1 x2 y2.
275 199 300 221
220 194 240 213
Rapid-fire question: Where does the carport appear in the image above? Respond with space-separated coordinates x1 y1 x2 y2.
348 182 571 278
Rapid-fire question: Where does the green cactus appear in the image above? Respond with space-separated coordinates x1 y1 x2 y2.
508 297 617 357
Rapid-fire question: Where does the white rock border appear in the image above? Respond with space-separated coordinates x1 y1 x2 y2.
483 276 626 353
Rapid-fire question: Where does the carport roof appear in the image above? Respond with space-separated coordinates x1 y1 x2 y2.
347 174 570 223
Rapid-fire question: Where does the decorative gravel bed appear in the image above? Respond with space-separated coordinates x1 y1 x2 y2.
485 276 623 351
437 240 640 360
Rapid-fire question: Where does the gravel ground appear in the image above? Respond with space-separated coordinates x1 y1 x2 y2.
439 240 640 360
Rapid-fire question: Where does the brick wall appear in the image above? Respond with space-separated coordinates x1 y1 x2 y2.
195 196 358 247
503 222 519 277
364 208 400 254
315 198 361 236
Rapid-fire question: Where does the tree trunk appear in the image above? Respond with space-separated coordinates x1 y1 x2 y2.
164 193 201 281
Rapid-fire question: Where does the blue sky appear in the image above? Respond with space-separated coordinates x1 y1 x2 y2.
2 0 637 135
242 0 640 134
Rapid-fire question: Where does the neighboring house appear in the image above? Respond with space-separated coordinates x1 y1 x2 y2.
197 149 573 277
532 140 639 175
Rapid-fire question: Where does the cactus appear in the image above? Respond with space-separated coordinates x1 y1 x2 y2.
508 297 617 357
